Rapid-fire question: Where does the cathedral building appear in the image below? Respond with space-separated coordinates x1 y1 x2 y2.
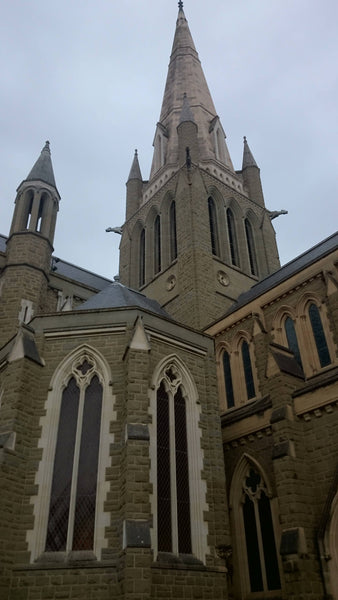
0 4 337 600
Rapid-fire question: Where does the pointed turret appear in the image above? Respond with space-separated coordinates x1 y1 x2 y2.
149 4 233 179
126 150 143 221
242 136 258 168
241 136 265 207
25 141 56 188
128 149 142 182
1 142 60 347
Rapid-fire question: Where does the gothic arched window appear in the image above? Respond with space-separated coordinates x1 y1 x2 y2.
285 316 302 367
169 200 177 262
242 467 281 593
139 228 145 286
308 303 331 367
157 377 192 554
208 197 220 257
45 360 103 552
222 350 234 409
154 215 161 274
245 219 258 276
241 341 256 400
227 209 239 266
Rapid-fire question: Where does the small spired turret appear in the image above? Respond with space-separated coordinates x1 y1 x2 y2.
126 149 143 221
0 142 60 348
10 141 60 243
241 136 265 207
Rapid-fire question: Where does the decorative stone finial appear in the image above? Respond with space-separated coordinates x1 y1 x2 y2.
178 1 184 10
243 136 247 143
135 149 138 156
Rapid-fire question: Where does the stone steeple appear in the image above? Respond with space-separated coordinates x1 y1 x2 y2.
127 149 142 182
149 4 233 179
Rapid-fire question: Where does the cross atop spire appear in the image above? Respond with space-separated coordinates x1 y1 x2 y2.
178 1 184 10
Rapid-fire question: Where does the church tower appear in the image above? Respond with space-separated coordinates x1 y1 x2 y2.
0 141 60 347
120 3 280 329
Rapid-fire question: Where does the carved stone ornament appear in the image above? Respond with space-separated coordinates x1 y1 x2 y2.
166 274 176 291
217 270 230 287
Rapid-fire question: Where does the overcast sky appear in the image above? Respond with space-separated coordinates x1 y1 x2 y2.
1 0 337 280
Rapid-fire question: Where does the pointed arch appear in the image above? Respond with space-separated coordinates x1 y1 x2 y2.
149 355 208 562
244 217 258 276
226 207 239 267
27 345 114 562
230 454 282 596
296 293 333 374
208 196 220 257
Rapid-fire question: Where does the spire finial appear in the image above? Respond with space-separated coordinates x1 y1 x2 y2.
178 1 184 11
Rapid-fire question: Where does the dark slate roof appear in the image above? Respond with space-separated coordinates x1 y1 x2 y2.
78 281 170 317
226 231 338 317
52 257 112 291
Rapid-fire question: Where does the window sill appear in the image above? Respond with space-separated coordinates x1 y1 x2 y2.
16 551 117 570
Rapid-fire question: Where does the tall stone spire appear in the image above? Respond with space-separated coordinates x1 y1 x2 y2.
149 4 233 179
25 141 57 188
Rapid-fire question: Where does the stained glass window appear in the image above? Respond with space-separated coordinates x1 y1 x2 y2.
227 209 239 266
45 372 103 553
208 197 220 257
245 219 258 276
139 228 145 287
156 381 191 555
170 201 177 262
154 215 161 274
308 303 331 368
223 351 234 409
241 341 255 400
285 316 302 367
242 467 281 593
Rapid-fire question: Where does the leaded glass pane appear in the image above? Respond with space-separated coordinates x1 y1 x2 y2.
245 219 258 276
139 229 145 287
223 351 234 409
208 197 219 256
174 387 191 554
243 494 263 592
285 317 302 367
309 303 331 367
73 376 102 551
157 382 172 552
45 377 80 551
241 341 255 400
258 492 281 590
170 201 177 262
154 215 161 274
227 209 239 266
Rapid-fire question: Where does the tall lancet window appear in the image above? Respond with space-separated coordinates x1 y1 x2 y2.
139 228 145 287
242 466 281 593
222 350 234 409
154 215 161 274
308 303 331 367
227 208 239 266
285 316 302 367
241 341 256 400
156 371 192 555
170 200 177 262
45 360 103 552
245 219 258 276
208 197 219 257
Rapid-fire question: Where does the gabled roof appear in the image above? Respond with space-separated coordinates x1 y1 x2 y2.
227 231 338 316
78 281 170 317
